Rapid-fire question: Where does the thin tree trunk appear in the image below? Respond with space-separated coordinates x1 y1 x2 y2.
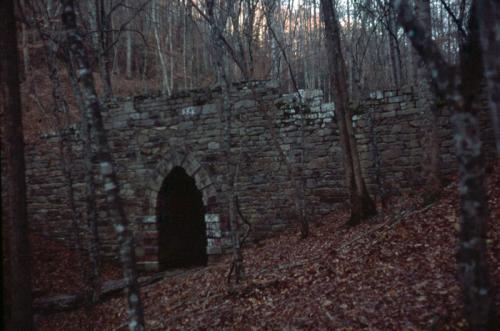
182 0 188 89
320 0 376 225
87 0 113 99
152 0 170 95
61 2 145 329
206 0 244 285
388 3 402 86
65 48 102 301
168 6 175 93
220 64 244 285
265 0 282 80
1 0 33 328
126 20 133 79
33 0 103 300
99 0 113 97
20 0 30 81
186 0 194 88
416 0 442 202
142 45 149 94
261 3 309 237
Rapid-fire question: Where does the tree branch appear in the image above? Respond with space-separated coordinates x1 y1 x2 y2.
438 0 467 40
392 0 456 100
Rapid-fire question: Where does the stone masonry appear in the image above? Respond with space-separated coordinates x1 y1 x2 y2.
23 81 495 270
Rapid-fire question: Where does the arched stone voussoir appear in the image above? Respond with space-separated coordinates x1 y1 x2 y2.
184 158 201 177
200 185 217 206
146 151 218 217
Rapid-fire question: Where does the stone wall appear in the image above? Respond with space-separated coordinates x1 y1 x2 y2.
23 81 495 270
354 86 495 197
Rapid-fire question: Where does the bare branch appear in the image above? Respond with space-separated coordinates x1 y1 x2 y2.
438 0 467 40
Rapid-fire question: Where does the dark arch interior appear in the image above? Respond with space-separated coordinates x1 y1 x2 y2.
156 166 207 269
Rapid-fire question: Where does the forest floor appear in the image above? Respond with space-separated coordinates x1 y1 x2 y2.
33 167 500 331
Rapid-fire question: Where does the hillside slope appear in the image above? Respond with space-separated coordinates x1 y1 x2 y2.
35 168 500 330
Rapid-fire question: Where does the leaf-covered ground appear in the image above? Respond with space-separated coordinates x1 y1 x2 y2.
34 167 500 330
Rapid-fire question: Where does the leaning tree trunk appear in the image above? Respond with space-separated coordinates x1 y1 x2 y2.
1 0 33 329
61 1 145 329
320 0 376 225
394 1 497 329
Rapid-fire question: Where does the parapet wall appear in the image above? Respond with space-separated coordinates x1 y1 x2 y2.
23 81 495 269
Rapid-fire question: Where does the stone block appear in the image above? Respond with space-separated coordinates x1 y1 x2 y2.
381 111 396 118
399 108 418 116
201 103 217 114
143 216 156 224
389 95 404 103
208 141 220 150
234 99 257 109
137 261 159 271
381 149 398 160
389 124 402 134
207 245 222 255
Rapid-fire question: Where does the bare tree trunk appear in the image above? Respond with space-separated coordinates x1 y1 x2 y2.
477 0 500 159
387 3 402 87
20 0 30 81
61 2 145 329
182 0 188 89
31 0 103 301
126 24 133 79
140 16 150 94
264 0 282 80
1 0 33 328
99 0 113 97
168 5 175 93
87 0 113 99
187 0 194 89
206 0 244 285
65 48 102 301
220 66 244 285
415 0 443 202
152 0 171 95
320 0 376 225
141 45 149 94
395 1 497 328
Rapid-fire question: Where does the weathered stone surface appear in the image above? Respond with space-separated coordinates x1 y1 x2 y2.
21 81 496 270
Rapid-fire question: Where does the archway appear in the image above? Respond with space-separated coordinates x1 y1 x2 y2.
156 166 207 269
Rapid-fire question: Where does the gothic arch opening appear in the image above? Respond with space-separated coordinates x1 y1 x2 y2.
156 166 207 269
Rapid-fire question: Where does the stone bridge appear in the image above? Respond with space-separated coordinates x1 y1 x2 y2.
24 80 495 270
